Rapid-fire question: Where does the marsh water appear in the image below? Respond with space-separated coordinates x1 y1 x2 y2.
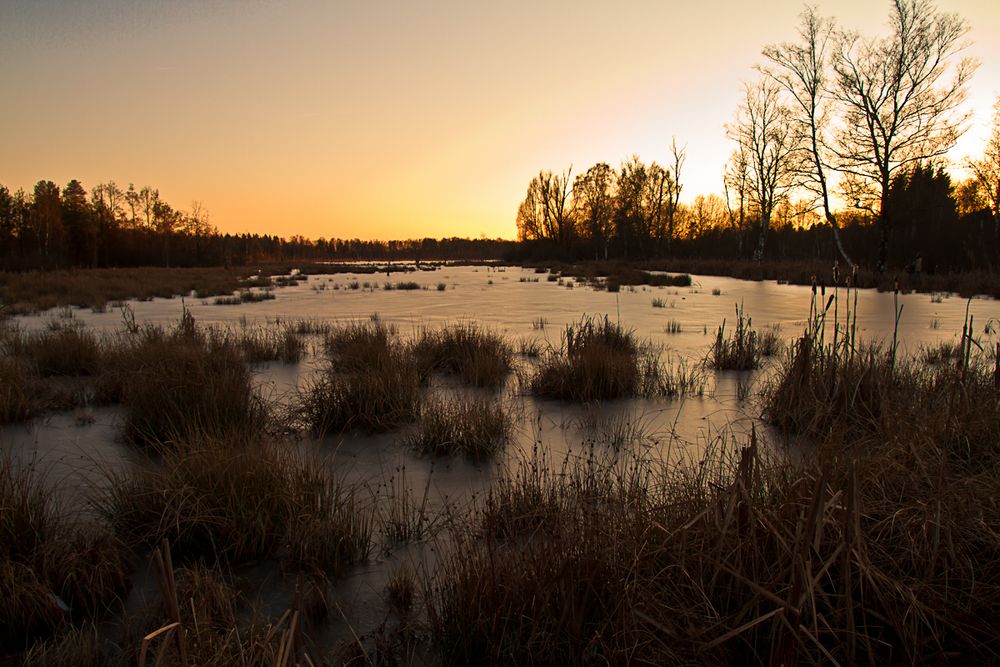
5 264 999 650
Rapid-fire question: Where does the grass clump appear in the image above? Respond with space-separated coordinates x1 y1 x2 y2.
530 316 667 401
211 325 304 364
95 440 372 571
765 321 1000 462
120 315 269 448
301 320 422 434
387 281 421 290
212 289 275 305
402 395 512 459
8 325 104 377
710 302 778 370
0 356 44 422
414 323 513 388
1 457 129 650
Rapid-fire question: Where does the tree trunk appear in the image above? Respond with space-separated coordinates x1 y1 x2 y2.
877 186 890 272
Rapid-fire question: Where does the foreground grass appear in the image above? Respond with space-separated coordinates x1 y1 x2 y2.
426 347 1000 664
1 457 129 651
94 437 372 572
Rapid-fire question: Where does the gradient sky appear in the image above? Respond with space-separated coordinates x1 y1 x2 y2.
2 1 998 241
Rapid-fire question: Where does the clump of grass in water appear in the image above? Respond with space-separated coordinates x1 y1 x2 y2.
664 319 682 334
212 289 276 305
530 318 635 401
530 316 674 401
0 356 44 423
651 297 666 308
120 313 269 448
300 319 422 433
94 438 372 571
373 466 437 548
6 325 104 377
402 395 512 459
414 323 513 388
0 457 129 650
384 281 421 291
209 324 304 364
710 302 779 370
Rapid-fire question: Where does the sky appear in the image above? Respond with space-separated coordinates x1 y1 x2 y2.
1 0 998 241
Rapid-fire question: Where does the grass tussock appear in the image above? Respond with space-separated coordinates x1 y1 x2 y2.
765 318 1000 463
402 395 513 459
120 315 269 448
212 289 276 305
94 439 372 571
301 320 423 434
7 325 104 377
710 303 780 370
529 316 639 402
0 355 44 422
414 323 513 388
209 325 304 364
1 457 129 650
529 316 686 401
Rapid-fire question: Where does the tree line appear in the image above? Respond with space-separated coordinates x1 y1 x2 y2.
0 180 516 270
516 0 1000 273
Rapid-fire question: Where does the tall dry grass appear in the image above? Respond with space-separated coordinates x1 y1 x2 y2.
402 395 513 459
300 320 423 434
1 457 129 650
710 302 780 370
120 314 270 448
414 323 513 388
424 422 1000 664
529 316 698 401
94 438 372 571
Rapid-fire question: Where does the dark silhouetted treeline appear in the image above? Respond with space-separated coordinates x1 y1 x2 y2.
0 180 516 270
512 159 999 274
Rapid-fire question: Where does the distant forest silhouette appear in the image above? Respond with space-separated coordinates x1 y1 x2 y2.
0 161 995 274
0 180 516 270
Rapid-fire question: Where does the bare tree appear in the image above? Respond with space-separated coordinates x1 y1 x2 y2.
727 78 798 260
572 163 616 259
966 97 1000 244
644 162 672 249
667 137 686 251
685 194 727 239
831 0 977 270
762 6 854 269
723 145 752 257
516 168 575 248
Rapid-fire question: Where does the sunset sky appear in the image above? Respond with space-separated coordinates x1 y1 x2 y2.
2 0 998 241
